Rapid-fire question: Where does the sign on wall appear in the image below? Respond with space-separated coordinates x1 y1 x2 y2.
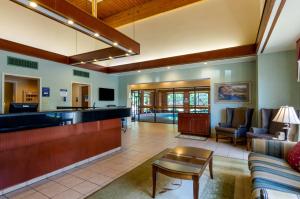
42 87 50 97
59 89 68 97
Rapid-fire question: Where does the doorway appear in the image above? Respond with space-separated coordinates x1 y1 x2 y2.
131 87 210 124
72 83 91 108
3 74 40 113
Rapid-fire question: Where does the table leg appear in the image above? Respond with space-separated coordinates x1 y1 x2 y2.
152 165 157 198
209 157 213 179
193 175 199 199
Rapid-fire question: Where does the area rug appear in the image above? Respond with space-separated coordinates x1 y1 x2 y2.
175 134 208 141
87 150 251 199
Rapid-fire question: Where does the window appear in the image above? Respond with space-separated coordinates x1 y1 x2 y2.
167 93 184 106
190 92 209 106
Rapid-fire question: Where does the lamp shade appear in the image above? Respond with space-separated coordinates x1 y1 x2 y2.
273 106 300 124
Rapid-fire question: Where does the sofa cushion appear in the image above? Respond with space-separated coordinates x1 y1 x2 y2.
252 188 300 199
288 142 300 172
247 132 275 139
249 153 300 195
249 152 291 170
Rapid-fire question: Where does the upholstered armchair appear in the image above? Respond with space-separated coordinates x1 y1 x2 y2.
215 107 254 145
247 109 300 150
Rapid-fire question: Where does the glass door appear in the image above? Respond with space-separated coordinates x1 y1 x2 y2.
131 90 140 122
155 88 175 124
138 90 156 122
131 87 210 124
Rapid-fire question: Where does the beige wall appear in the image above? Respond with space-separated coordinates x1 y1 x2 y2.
5 75 39 103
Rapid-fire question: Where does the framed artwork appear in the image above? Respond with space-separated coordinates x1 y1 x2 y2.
215 82 251 103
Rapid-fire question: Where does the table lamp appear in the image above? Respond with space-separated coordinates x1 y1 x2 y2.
273 106 300 140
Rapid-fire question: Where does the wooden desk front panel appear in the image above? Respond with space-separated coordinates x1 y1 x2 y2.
0 119 121 190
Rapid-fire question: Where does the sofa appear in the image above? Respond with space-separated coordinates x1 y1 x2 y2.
249 138 300 199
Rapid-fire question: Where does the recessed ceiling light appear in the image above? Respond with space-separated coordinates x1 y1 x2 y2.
80 61 85 64
128 49 132 53
109 56 113 59
93 59 97 62
137 70 141 73
204 62 208 65
167 66 171 69
29 1 38 8
67 20 74 25
113 42 118 46
125 53 130 56
94 33 99 37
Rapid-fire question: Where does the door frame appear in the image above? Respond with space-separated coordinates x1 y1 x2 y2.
71 81 92 107
1 73 42 113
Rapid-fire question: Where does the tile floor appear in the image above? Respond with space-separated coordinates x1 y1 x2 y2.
1 122 249 199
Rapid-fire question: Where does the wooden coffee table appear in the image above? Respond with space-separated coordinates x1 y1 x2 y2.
152 146 213 199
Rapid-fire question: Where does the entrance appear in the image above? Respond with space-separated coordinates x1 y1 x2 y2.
131 86 210 124
3 75 40 113
72 83 91 108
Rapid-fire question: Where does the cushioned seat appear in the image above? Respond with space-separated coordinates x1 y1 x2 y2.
215 127 237 134
247 132 275 140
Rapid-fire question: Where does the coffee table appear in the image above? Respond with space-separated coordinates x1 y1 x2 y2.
152 146 213 199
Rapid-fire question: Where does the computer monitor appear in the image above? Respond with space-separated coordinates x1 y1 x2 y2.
9 103 38 113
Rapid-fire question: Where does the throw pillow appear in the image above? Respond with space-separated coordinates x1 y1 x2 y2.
288 142 300 171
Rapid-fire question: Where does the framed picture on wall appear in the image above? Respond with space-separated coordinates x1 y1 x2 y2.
215 82 251 103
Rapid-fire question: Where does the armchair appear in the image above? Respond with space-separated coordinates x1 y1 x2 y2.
215 107 254 145
247 109 300 150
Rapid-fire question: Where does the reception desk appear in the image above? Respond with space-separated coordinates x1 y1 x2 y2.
0 108 130 191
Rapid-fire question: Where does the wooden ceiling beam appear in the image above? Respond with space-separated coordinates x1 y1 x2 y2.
10 0 140 54
0 38 108 73
0 38 69 64
107 44 257 73
256 0 275 53
69 47 127 64
103 0 203 28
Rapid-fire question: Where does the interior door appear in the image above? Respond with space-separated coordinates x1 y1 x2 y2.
4 82 14 113
81 86 89 108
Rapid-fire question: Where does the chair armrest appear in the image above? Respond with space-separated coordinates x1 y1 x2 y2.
218 123 231 128
252 138 297 159
250 127 268 134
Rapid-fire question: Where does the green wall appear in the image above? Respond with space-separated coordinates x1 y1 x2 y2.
257 50 300 110
118 61 257 130
0 50 119 112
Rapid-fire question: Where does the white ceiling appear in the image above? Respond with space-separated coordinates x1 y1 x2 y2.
0 0 109 56
99 0 264 67
263 0 300 53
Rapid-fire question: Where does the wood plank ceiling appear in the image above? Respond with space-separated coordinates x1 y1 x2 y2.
66 0 152 19
66 0 200 27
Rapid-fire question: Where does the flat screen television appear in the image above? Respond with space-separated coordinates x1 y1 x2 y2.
99 88 114 101
9 103 38 113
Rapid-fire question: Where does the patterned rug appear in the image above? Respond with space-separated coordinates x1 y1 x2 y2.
87 150 251 199
175 134 208 141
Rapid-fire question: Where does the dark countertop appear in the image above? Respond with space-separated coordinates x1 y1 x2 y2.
0 107 131 133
